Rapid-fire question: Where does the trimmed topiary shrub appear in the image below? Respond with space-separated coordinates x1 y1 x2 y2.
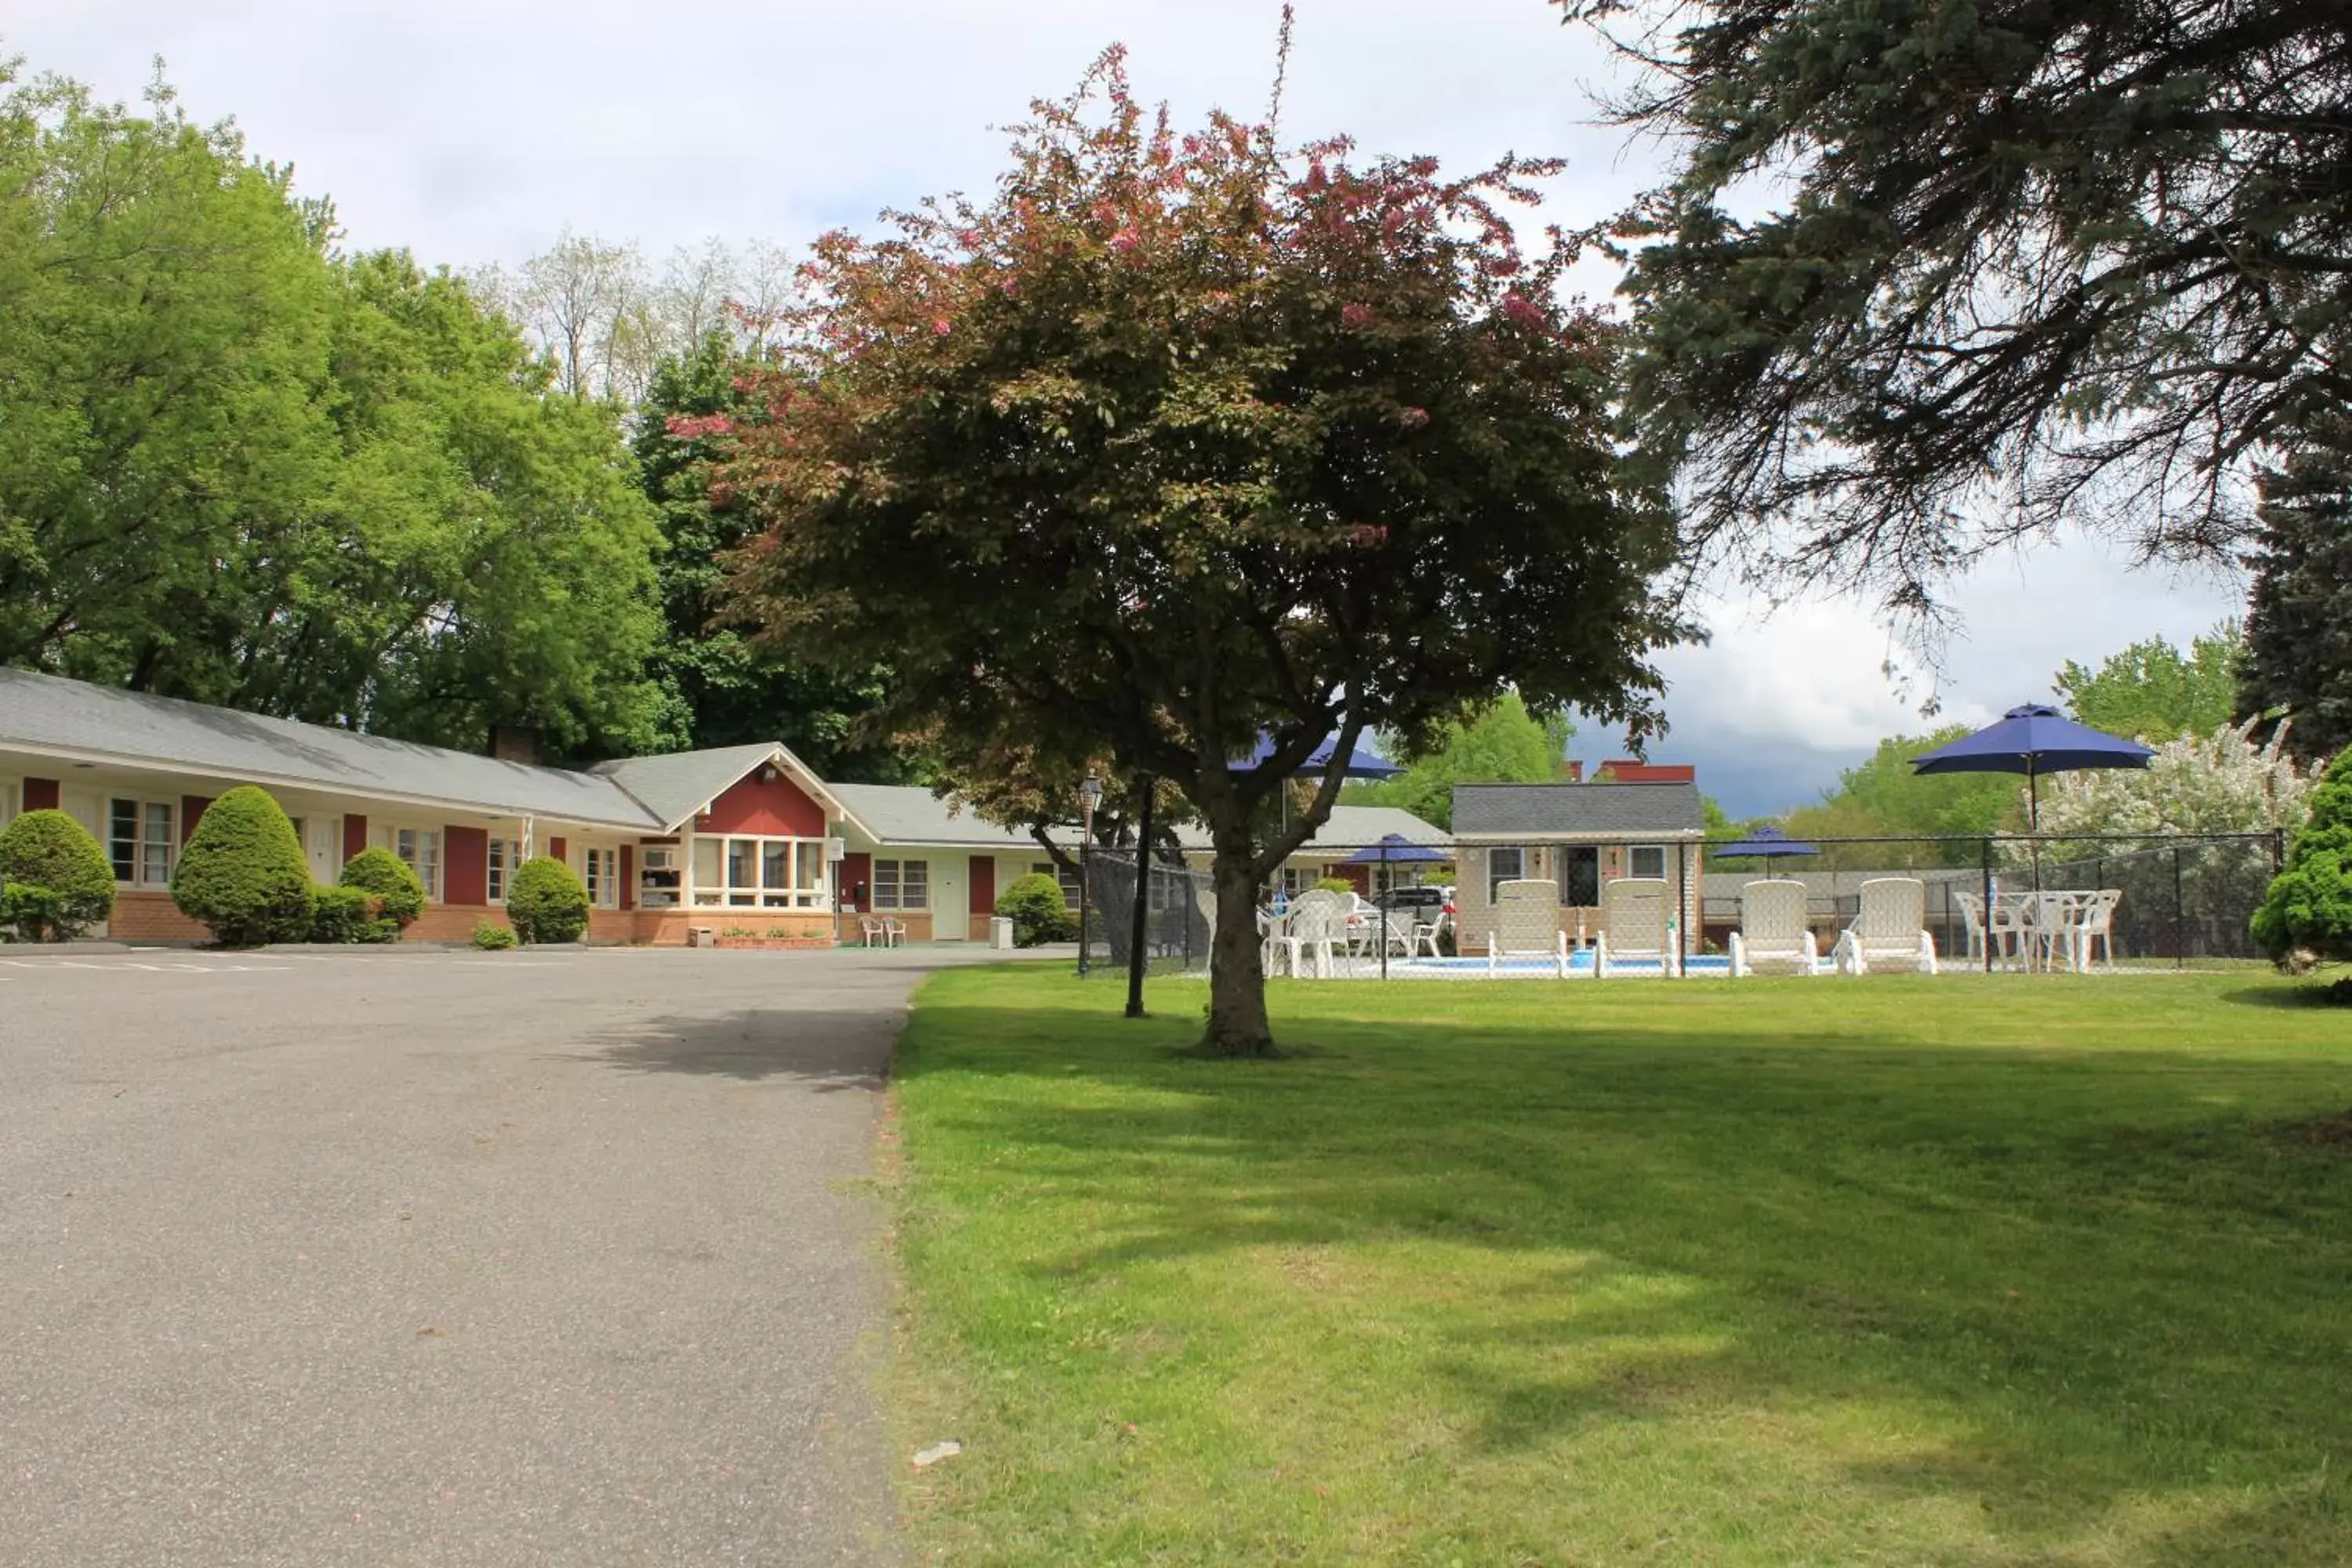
995 870 1076 946
2254 750 2352 989
307 884 381 943
169 786 313 946
0 808 115 941
1315 877 1356 896
506 855 589 945
471 920 517 951
338 846 424 938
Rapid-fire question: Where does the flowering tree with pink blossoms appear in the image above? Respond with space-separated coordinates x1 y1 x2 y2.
718 34 1685 1054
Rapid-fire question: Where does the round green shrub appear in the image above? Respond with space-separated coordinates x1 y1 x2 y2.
506 855 589 945
995 870 1076 946
169 786 313 946
307 884 382 943
2254 750 2352 975
1315 877 1356 896
471 920 517 951
0 809 115 941
338 846 425 933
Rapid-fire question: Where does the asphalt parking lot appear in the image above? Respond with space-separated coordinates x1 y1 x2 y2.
0 944 1019 1566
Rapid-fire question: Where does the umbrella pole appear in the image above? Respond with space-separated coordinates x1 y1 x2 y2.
2028 764 2042 894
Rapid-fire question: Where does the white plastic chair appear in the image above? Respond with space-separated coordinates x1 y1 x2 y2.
1728 880 1817 977
2073 888 2122 971
1274 891 1349 978
1832 878 1938 975
1594 877 1678 978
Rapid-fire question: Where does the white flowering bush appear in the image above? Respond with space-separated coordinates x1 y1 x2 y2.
2012 721 2314 958
2030 720 2314 842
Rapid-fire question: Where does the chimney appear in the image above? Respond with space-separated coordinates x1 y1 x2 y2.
489 724 542 766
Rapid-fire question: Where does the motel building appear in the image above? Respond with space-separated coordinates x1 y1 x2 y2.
0 667 1128 946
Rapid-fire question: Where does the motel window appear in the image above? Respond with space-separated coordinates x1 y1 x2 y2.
2 779 20 827
1033 861 1081 906
1628 845 1668 881
1486 846 1526 903
690 835 827 909
108 797 176 886
873 858 928 911
583 847 619 909
486 837 520 904
381 826 441 900
1278 866 1314 898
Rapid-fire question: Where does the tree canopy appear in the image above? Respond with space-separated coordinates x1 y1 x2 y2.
632 332 913 777
1566 0 2352 621
2055 629 2242 746
718 43 1685 1051
2239 420 2352 764
0 62 667 761
1345 692 1570 830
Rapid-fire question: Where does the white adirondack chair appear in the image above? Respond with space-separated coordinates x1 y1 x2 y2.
1594 877 1679 978
1487 878 1570 978
1728 880 1818 977
1832 877 1939 975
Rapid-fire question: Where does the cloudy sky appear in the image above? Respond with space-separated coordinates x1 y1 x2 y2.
9 1 2246 815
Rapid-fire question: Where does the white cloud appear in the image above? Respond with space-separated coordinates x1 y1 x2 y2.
7 3 2250 810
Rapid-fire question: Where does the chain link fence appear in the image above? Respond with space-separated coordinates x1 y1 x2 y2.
1073 831 2288 980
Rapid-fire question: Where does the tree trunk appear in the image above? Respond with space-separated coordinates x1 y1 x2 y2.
1204 846 1275 1056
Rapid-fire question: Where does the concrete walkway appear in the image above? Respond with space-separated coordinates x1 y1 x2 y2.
0 945 1025 1566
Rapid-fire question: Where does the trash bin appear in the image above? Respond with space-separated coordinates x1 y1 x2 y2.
989 916 1015 950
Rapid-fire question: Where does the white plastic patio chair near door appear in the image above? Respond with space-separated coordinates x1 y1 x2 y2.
1594 877 1679 978
1728 880 1817 977
1832 878 1938 975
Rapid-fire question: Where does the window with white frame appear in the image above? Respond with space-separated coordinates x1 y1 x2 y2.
108 797 176 886
486 836 520 903
1033 861 1080 906
583 846 619 909
1486 845 1526 903
873 858 928 911
377 826 441 899
1628 844 1668 880
0 779 20 827
1279 866 1314 898
689 834 826 908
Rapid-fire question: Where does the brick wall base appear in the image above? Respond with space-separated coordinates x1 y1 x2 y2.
106 892 212 942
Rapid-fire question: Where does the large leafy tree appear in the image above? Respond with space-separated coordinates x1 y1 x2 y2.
720 45 1684 1053
0 63 669 761
2055 628 2242 745
1345 692 1570 831
2239 422 2352 764
1565 0 2352 617
632 334 913 777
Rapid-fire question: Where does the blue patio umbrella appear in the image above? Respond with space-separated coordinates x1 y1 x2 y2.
1710 825 1819 859
1341 833 1450 865
1235 731 1406 780
1910 703 2154 828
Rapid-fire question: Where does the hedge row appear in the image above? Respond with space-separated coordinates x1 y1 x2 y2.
0 791 586 948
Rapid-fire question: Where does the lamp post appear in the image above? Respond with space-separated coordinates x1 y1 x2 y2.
1077 772 1103 977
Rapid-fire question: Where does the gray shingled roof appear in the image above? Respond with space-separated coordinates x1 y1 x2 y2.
827 784 1040 848
1452 782 1704 839
1169 804 1450 851
0 667 664 827
590 744 797 832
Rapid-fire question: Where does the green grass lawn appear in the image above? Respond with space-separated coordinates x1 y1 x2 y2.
887 969 2352 1566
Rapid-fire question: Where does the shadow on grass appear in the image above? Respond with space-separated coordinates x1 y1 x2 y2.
895 982 2352 1563
2223 979 2352 1010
